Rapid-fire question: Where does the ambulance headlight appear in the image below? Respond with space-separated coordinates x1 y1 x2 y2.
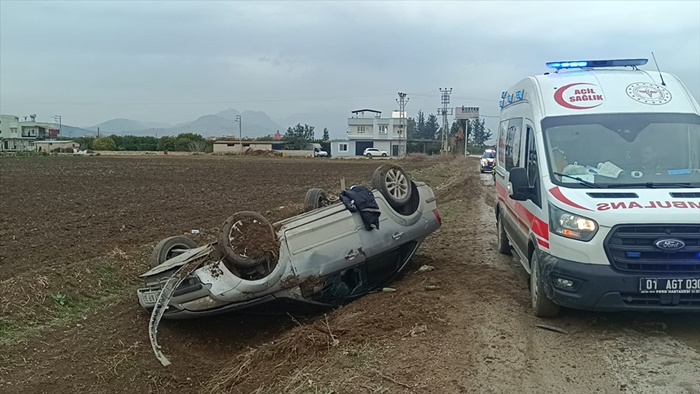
548 204 598 242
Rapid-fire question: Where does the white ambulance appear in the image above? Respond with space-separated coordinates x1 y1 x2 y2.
494 58 700 317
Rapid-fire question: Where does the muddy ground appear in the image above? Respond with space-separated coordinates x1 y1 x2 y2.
1 155 699 394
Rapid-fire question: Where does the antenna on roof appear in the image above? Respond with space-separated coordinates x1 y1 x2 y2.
651 52 666 86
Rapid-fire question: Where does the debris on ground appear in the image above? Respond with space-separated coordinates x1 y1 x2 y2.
536 324 569 335
418 265 435 273
425 285 441 291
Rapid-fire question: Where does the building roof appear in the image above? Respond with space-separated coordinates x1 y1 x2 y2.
351 109 382 114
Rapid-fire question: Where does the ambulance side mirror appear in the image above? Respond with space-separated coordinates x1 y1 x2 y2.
507 167 530 201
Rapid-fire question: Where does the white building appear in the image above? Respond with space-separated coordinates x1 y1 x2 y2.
0 114 60 152
330 109 407 157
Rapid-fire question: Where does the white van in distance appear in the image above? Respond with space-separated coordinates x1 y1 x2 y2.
494 58 700 317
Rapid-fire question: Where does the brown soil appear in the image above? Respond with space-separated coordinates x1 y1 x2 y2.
222 212 279 262
3 155 700 394
0 155 427 274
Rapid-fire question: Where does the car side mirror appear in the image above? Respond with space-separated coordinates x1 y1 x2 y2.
508 167 530 201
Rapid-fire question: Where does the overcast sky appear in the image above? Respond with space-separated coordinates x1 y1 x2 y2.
1 0 699 135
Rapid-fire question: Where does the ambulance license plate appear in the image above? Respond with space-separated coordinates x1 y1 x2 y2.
639 278 700 294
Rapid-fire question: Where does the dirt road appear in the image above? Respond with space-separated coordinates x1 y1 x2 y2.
2 156 699 394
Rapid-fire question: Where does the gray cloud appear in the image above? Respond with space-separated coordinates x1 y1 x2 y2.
1 0 698 136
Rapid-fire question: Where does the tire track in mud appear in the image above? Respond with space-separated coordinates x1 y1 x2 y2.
602 329 700 394
457 173 618 393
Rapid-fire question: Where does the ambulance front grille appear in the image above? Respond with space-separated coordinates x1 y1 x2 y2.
604 224 700 273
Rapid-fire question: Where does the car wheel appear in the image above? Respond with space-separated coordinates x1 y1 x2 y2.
366 153 372 158
151 236 198 268
497 210 512 255
304 187 331 211
530 250 560 318
372 163 413 209
382 153 387 157
218 211 278 269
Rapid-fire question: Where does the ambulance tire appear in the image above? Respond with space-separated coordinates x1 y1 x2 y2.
530 250 560 318
497 210 512 255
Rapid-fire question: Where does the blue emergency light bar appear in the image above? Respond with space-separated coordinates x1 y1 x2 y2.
546 58 648 70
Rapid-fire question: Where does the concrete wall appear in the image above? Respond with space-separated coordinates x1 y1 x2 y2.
213 142 273 154
35 141 79 152
331 140 357 157
1 139 34 151
279 149 315 157
373 140 392 154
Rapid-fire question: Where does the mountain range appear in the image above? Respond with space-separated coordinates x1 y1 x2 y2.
63 108 351 140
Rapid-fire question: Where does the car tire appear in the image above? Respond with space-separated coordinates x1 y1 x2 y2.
530 250 560 318
366 153 372 158
382 153 387 157
218 211 278 269
496 210 512 255
150 236 198 268
304 187 331 211
372 164 413 209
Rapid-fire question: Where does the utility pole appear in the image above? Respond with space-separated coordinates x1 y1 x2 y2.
53 115 62 138
396 92 409 157
437 88 453 154
234 115 242 140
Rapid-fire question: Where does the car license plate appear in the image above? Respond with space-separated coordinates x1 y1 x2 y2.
141 290 161 305
640 278 700 294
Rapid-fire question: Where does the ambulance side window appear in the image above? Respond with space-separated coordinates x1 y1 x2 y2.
525 126 541 207
504 118 523 171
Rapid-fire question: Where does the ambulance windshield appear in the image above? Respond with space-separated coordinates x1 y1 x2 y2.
542 113 700 188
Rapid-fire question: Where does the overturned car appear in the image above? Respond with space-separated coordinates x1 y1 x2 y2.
137 164 441 325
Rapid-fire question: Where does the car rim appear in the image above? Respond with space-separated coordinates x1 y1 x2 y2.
385 168 409 200
319 196 330 207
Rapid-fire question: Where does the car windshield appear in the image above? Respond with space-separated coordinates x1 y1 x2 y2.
542 113 700 188
482 151 495 159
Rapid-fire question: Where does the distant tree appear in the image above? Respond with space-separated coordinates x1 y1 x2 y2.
158 136 176 151
406 117 417 139
93 137 116 151
322 127 330 142
284 123 315 149
450 120 461 136
469 119 492 148
425 113 440 140
416 110 426 139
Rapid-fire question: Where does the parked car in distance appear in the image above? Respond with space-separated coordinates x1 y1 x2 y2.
313 147 328 157
364 147 389 157
136 164 441 320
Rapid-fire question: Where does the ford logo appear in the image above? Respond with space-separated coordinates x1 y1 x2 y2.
654 238 686 251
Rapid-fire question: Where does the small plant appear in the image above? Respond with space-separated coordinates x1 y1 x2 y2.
51 293 67 307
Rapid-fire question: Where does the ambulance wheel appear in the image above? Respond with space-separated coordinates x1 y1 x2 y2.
530 250 560 318
497 210 512 255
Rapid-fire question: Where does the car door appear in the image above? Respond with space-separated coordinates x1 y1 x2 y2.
283 205 366 278
501 117 528 254
353 191 408 259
